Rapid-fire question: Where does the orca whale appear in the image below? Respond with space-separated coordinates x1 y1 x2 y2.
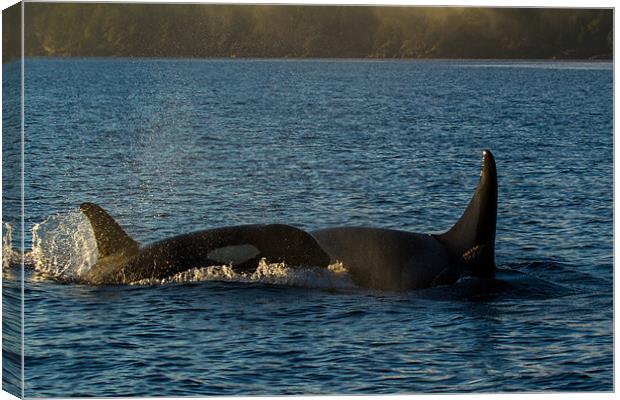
311 149 498 291
78 203 330 284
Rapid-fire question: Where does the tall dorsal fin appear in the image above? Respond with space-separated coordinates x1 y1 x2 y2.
79 203 139 257
435 150 497 277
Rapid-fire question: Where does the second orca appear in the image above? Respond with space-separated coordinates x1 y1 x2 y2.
312 150 498 291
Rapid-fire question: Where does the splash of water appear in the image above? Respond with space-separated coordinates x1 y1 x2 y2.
132 259 357 290
31 210 99 280
2 222 37 278
3 222 14 267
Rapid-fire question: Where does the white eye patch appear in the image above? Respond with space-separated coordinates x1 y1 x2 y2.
207 244 261 265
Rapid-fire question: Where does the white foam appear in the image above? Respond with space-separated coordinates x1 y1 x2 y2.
131 258 357 290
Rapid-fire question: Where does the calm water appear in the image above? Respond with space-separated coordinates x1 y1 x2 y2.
2 59 613 396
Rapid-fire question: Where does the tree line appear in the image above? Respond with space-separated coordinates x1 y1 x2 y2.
3 4 613 62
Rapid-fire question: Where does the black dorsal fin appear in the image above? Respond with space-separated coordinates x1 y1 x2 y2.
435 150 497 277
79 203 139 257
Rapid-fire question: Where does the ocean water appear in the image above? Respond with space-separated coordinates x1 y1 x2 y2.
2 59 613 396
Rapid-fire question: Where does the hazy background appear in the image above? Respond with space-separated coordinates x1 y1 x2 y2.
3 4 613 62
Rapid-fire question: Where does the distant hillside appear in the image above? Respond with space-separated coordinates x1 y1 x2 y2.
3 5 613 62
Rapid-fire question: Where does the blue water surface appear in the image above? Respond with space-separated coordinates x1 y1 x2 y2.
2 59 613 396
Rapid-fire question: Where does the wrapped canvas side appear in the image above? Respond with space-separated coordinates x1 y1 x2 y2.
2 2 24 398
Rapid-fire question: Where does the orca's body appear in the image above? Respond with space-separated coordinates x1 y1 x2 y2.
312 150 498 291
79 203 330 284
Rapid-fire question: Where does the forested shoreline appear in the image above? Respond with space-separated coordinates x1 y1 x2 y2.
3 4 613 62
